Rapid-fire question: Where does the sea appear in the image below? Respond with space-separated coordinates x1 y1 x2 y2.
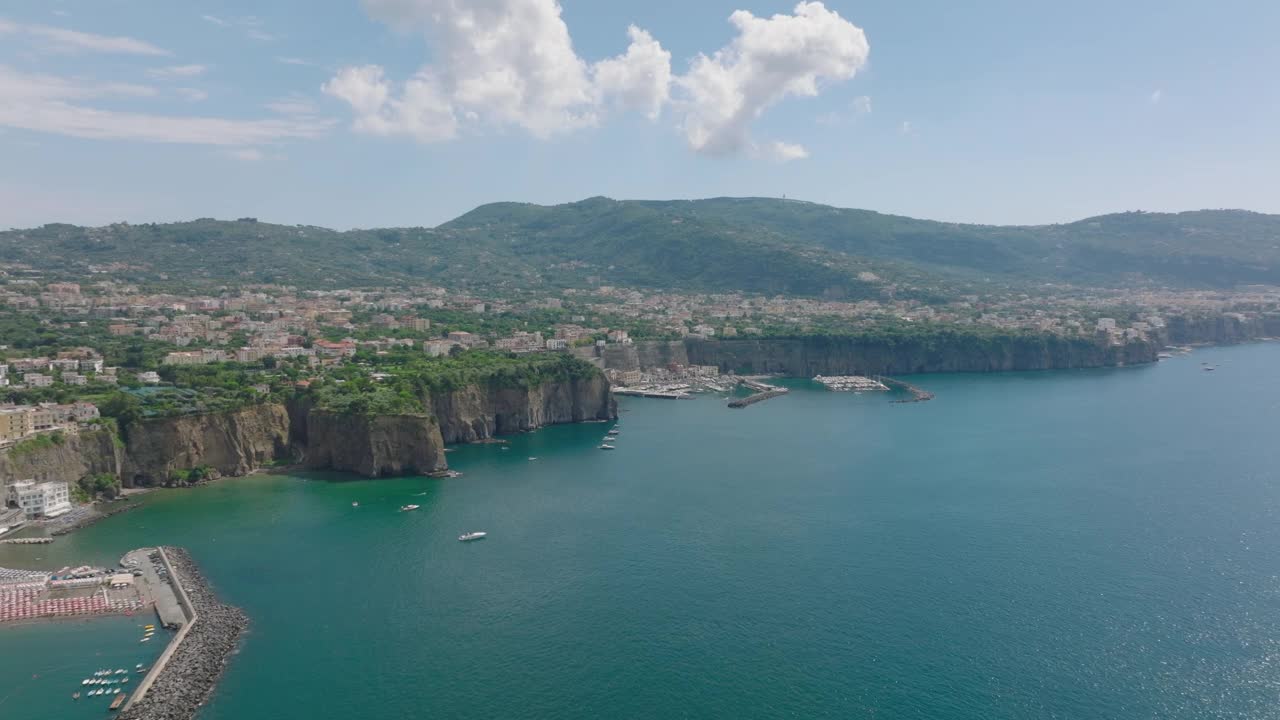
3 342 1279 719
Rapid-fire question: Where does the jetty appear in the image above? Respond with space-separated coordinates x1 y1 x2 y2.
612 387 692 400
120 547 248 720
728 377 790 408
882 377 935 403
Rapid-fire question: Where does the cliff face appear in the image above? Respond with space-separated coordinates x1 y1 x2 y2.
684 335 1159 376
122 404 291 486
599 341 689 372
429 375 617 443
2 373 615 485
304 412 447 478
1162 314 1280 346
0 428 123 485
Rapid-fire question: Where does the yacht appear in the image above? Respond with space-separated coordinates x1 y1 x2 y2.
400 504 420 512
458 531 487 542
599 444 616 450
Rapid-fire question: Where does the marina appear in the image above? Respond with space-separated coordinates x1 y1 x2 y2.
728 378 790 408
812 375 890 392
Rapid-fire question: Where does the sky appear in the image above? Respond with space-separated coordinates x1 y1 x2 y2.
1 0 1278 230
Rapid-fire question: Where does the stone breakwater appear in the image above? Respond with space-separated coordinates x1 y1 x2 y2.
119 547 247 720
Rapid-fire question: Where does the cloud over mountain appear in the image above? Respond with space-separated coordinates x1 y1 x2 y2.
324 1 867 159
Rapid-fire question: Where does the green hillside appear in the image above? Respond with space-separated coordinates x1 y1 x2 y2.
1 198 1276 295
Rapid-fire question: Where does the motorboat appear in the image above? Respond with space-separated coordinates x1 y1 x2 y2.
599 444 616 450
352 501 359 508
458 531 487 542
400 504 420 512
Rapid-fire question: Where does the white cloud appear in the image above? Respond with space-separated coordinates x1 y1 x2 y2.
326 0 867 160
763 141 808 161
147 64 207 79
0 65 332 146
226 148 263 161
176 87 208 102
327 0 672 140
592 25 672 120
1150 89 1163 104
677 2 868 156
899 120 914 135
200 14 228 27
0 17 169 56
277 57 316 67
323 65 458 142
246 29 276 41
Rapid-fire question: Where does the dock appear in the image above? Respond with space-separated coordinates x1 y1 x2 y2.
612 387 692 400
728 378 790 408
882 377 935 403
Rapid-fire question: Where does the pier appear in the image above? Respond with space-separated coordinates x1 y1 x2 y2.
120 547 248 720
728 377 790 408
613 387 692 399
882 377 935 403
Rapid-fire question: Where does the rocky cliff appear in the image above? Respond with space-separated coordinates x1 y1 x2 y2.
0 427 124 484
122 404 291 486
304 412 447 478
1162 314 1280 346
683 334 1159 376
429 375 617 443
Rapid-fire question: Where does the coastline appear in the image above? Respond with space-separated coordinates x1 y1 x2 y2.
119 547 247 720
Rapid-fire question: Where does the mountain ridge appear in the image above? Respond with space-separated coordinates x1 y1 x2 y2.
3 197 1277 295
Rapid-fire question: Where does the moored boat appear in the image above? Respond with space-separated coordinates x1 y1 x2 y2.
458 531 487 542
599 444 616 450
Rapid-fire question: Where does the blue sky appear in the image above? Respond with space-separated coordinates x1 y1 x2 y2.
1 0 1277 230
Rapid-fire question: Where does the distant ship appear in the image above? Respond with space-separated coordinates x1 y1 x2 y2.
458 531 487 542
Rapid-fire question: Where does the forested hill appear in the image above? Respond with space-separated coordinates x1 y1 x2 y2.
2 198 1276 295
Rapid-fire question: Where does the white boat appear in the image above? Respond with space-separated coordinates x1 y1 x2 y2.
458 531 487 542
82 679 91 686
400 504 420 512
352 502 359 508
599 444 616 450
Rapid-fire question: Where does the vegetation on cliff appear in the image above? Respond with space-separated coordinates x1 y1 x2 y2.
5 198 1277 294
310 350 603 416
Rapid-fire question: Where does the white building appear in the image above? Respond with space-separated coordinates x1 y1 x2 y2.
22 373 53 387
138 371 161 384
6 480 72 519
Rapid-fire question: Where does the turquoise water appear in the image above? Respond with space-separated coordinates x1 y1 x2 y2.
3 343 1280 718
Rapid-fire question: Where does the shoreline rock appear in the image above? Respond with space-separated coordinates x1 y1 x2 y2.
119 547 247 720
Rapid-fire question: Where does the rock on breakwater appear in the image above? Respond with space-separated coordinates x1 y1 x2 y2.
119 547 247 720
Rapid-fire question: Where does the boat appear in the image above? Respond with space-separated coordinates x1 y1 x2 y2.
599 444 616 450
607 429 619 436
82 679 91 686
72 692 80 700
458 531 487 542
400 504 420 512
112 688 121 694
109 692 127 710
528 457 538 461
140 637 150 643
352 501 359 508
122 677 130 684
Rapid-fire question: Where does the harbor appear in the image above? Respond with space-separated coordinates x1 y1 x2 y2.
728 378 790 408
0 546 245 719
813 375 890 392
